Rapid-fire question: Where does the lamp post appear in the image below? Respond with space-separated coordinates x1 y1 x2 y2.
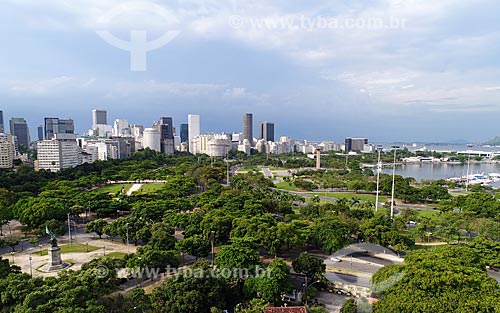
126 223 130 255
210 230 215 267
67 213 72 245
39 244 43 256
375 145 383 212
303 280 321 306
29 252 33 277
390 146 399 220
10 252 14 264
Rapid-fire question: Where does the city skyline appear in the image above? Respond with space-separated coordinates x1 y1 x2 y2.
1 1 500 142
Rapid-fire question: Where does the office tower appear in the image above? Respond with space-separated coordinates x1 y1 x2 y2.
9 117 30 148
92 109 107 128
157 117 174 155
243 113 253 144
37 125 44 140
143 128 161 152
188 114 200 154
259 121 275 142
180 123 188 143
345 137 368 153
37 135 82 172
112 119 130 137
0 110 4 133
44 118 74 140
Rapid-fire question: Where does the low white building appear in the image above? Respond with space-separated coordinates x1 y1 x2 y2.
37 135 82 172
192 133 232 157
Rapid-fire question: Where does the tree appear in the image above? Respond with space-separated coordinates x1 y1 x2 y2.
292 252 325 279
85 219 108 239
340 299 357 313
215 243 260 273
176 235 211 259
243 258 291 303
372 245 500 312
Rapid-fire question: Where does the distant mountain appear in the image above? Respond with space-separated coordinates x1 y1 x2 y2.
484 136 500 145
445 139 470 144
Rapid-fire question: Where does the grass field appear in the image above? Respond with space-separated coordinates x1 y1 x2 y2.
95 184 132 194
309 192 387 202
274 182 298 191
139 184 165 193
415 209 439 218
103 252 127 259
38 243 101 256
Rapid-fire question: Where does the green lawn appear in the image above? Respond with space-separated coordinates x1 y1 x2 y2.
415 209 439 219
274 182 299 191
102 252 127 259
310 192 387 202
139 183 165 193
95 184 132 194
38 243 101 255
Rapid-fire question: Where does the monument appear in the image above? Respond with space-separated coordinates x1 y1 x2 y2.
43 226 70 271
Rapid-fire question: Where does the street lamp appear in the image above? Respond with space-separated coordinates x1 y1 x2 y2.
39 244 43 256
375 145 383 212
390 146 399 219
210 231 215 267
126 223 130 255
10 251 14 264
67 213 72 245
303 280 321 306
29 251 33 277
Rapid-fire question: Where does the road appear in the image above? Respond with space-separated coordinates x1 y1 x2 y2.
326 272 371 288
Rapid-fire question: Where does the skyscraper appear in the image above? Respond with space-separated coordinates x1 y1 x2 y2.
0 110 4 133
158 117 174 155
180 124 188 143
259 121 275 142
9 118 30 148
345 137 368 153
37 125 44 141
92 109 107 128
188 114 200 154
243 113 253 144
44 118 74 140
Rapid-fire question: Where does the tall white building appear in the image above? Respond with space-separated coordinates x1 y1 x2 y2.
0 134 14 168
143 128 161 152
112 119 130 137
37 135 82 172
188 114 200 154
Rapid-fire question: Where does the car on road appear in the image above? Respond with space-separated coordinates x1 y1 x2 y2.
330 257 342 262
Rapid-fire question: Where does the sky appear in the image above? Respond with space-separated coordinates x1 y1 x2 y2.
1 0 500 143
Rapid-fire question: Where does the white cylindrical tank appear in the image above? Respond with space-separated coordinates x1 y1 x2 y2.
142 128 161 152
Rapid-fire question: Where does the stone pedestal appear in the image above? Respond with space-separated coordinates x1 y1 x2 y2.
41 246 70 272
49 246 62 266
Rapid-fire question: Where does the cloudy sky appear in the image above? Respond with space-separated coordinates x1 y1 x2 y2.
1 0 499 142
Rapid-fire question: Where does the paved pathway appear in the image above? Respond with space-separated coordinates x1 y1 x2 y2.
127 183 143 196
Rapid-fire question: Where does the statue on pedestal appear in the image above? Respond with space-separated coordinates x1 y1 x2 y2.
46 226 58 247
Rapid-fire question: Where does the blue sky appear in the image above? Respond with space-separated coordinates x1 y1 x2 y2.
1 0 500 142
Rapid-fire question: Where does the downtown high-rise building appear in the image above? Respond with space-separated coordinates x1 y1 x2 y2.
37 125 44 141
344 137 368 153
9 117 30 148
180 123 188 143
92 109 107 127
44 117 75 140
158 117 174 155
0 133 14 168
0 110 4 133
259 121 275 142
243 113 253 144
188 114 200 154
